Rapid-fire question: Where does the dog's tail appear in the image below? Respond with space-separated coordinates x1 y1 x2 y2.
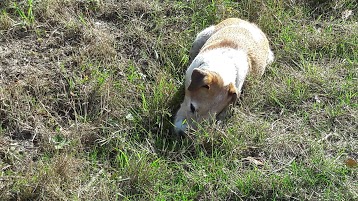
267 49 274 65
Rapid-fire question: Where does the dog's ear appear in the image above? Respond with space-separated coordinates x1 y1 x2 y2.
228 83 238 104
188 68 213 91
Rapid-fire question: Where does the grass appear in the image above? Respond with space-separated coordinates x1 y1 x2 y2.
0 0 357 200
13 0 34 27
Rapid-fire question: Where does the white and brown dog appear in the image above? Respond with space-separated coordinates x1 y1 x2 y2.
174 18 274 135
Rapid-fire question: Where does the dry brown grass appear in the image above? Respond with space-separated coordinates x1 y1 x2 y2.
0 0 357 200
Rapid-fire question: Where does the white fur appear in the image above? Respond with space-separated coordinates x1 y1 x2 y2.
267 49 274 64
186 48 249 93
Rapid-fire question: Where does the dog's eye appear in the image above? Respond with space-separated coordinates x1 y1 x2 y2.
190 103 196 113
202 85 210 89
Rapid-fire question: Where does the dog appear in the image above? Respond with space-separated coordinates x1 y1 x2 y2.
174 18 274 135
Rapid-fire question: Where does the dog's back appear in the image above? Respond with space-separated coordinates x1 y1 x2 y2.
200 18 273 78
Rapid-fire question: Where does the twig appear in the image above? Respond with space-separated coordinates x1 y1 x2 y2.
1 165 11 171
77 169 104 198
317 133 340 143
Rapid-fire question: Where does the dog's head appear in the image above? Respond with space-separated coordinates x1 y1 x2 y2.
174 68 238 135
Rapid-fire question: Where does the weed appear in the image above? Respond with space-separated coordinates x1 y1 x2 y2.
13 0 34 27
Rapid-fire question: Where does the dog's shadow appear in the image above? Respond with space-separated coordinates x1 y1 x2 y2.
164 83 185 137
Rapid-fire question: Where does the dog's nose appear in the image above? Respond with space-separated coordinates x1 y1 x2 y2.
174 126 186 136
177 130 186 136
174 119 188 135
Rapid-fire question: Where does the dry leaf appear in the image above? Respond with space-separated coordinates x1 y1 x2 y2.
345 158 357 168
242 157 264 166
341 10 353 20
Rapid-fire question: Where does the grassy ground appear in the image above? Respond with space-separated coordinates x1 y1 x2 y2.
0 0 357 200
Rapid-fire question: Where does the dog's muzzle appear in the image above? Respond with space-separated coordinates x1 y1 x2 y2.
174 119 188 135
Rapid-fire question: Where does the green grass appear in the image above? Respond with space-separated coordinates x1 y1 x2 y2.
13 0 34 27
0 0 357 200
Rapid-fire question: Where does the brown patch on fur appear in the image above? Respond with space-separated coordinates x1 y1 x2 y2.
201 39 239 52
174 69 238 132
188 69 214 91
189 70 223 100
228 83 238 103
187 70 235 119
228 82 236 94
